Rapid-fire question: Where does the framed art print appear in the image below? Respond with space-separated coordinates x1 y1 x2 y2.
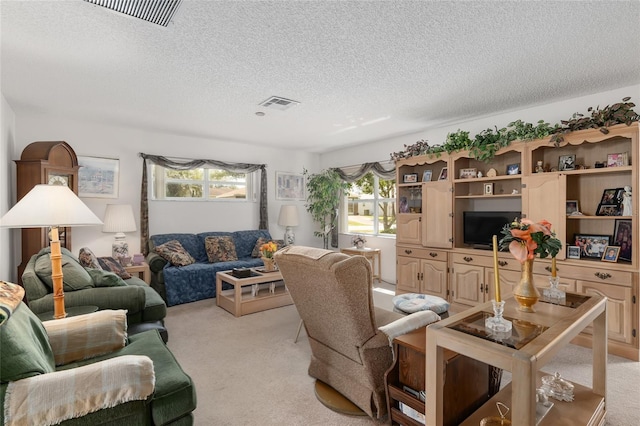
276 171 305 200
78 156 119 198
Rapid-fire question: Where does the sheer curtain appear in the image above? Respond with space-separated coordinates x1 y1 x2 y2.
138 153 267 255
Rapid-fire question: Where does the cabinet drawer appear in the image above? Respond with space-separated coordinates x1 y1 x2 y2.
544 263 633 287
451 252 519 271
397 247 448 261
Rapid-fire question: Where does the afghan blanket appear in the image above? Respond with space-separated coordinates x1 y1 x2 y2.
4 355 155 426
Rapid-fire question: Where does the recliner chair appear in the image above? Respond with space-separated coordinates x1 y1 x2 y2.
274 246 439 419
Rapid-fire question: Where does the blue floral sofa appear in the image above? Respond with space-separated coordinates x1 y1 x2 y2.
146 230 273 306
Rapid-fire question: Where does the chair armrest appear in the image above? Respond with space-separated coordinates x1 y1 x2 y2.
146 252 168 273
4 355 154 426
378 310 440 345
42 310 127 366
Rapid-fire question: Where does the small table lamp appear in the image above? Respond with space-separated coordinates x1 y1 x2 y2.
1 184 103 319
278 205 299 245
102 204 137 260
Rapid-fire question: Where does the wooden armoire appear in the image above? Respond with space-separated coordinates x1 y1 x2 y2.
15 142 79 281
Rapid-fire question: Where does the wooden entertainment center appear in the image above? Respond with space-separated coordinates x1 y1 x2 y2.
395 123 638 361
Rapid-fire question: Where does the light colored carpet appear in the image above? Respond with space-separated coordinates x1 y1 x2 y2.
164 284 639 425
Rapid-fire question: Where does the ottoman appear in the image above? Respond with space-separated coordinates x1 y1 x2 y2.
392 293 450 318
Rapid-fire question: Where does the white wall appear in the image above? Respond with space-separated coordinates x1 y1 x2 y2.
10 113 320 259
321 85 640 284
0 94 17 282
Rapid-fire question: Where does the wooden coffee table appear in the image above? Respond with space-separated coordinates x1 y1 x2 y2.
216 269 292 317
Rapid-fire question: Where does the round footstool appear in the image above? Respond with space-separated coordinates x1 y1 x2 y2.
392 293 450 318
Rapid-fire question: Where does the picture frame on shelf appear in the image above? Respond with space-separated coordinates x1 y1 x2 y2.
437 167 448 180
275 171 305 200
601 246 620 262
459 168 477 179
484 183 493 195
558 154 576 171
422 170 432 182
613 219 632 261
399 196 409 213
606 152 628 167
596 204 621 216
78 156 119 198
506 163 520 175
566 200 579 215
567 246 581 259
573 234 611 259
596 187 623 216
403 173 418 183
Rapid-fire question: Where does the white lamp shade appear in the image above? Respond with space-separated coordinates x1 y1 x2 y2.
1 184 102 228
102 204 137 233
278 205 299 227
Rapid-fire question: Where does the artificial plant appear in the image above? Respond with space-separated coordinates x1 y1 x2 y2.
304 168 350 249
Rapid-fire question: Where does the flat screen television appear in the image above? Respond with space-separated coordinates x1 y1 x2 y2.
463 211 521 249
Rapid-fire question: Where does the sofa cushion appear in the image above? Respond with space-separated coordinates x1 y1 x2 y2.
86 268 128 287
98 257 132 279
0 302 55 382
233 229 272 259
151 233 206 263
251 237 286 258
78 247 102 269
126 279 167 322
154 240 196 267
205 236 238 262
35 251 94 291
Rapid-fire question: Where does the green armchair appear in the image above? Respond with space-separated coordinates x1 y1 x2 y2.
0 299 196 425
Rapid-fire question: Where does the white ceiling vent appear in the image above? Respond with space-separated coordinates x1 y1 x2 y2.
259 96 300 111
84 0 183 27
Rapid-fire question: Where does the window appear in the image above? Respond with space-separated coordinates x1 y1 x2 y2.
344 172 396 236
151 165 252 200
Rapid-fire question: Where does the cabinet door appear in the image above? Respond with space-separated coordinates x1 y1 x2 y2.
577 280 634 344
397 214 422 245
423 181 453 248
397 256 420 293
522 173 566 259
420 259 447 299
450 263 484 307
485 268 520 302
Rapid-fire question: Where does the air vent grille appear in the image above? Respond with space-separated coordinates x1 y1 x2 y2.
259 96 300 111
84 0 183 27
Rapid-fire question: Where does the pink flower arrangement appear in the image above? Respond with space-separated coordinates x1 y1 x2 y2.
499 218 562 263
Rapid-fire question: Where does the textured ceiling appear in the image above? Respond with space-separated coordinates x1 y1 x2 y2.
1 0 639 153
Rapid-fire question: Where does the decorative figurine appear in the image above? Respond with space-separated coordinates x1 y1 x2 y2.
622 186 632 216
535 160 545 173
477 171 483 178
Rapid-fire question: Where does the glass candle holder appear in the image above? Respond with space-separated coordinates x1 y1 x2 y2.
485 299 513 333
542 276 566 305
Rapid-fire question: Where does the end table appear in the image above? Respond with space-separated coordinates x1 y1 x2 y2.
340 247 381 283
124 262 151 285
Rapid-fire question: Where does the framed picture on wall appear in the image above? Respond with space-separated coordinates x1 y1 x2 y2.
78 156 119 198
276 171 305 200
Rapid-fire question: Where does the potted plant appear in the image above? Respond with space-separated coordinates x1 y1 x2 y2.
304 169 349 249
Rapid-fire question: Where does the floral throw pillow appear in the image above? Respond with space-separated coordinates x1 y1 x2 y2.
251 238 286 258
97 257 132 280
78 247 102 270
154 240 196 267
205 236 238 263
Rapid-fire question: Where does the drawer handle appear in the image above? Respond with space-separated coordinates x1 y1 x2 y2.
429 252 438 258
480 283 485 292
463 256 473 262
404 249 412 254
594 272 612 280
498 260 507 267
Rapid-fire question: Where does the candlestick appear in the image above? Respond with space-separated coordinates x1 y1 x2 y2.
551 257 557 277
492 235 501 302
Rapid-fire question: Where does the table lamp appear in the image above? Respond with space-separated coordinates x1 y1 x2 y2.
0 184 102 319
102 204 137 260
278 205 299 245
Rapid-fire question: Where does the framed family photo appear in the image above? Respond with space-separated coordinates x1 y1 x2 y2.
573 234 611 259
613 219 632 261
403 173 418 183
566 200 579 215
275 171 305 200
78 156 119 198
506 163 520 175
422 170 432 182
558 154 576 171
601 246 620 262
438 167 448 181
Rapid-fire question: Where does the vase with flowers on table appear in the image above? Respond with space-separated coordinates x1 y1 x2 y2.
260 241 278 272
498 218 562 312
351 234 367 249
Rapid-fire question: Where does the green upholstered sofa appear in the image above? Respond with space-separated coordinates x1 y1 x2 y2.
22 247 167 331
0 302 196 425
